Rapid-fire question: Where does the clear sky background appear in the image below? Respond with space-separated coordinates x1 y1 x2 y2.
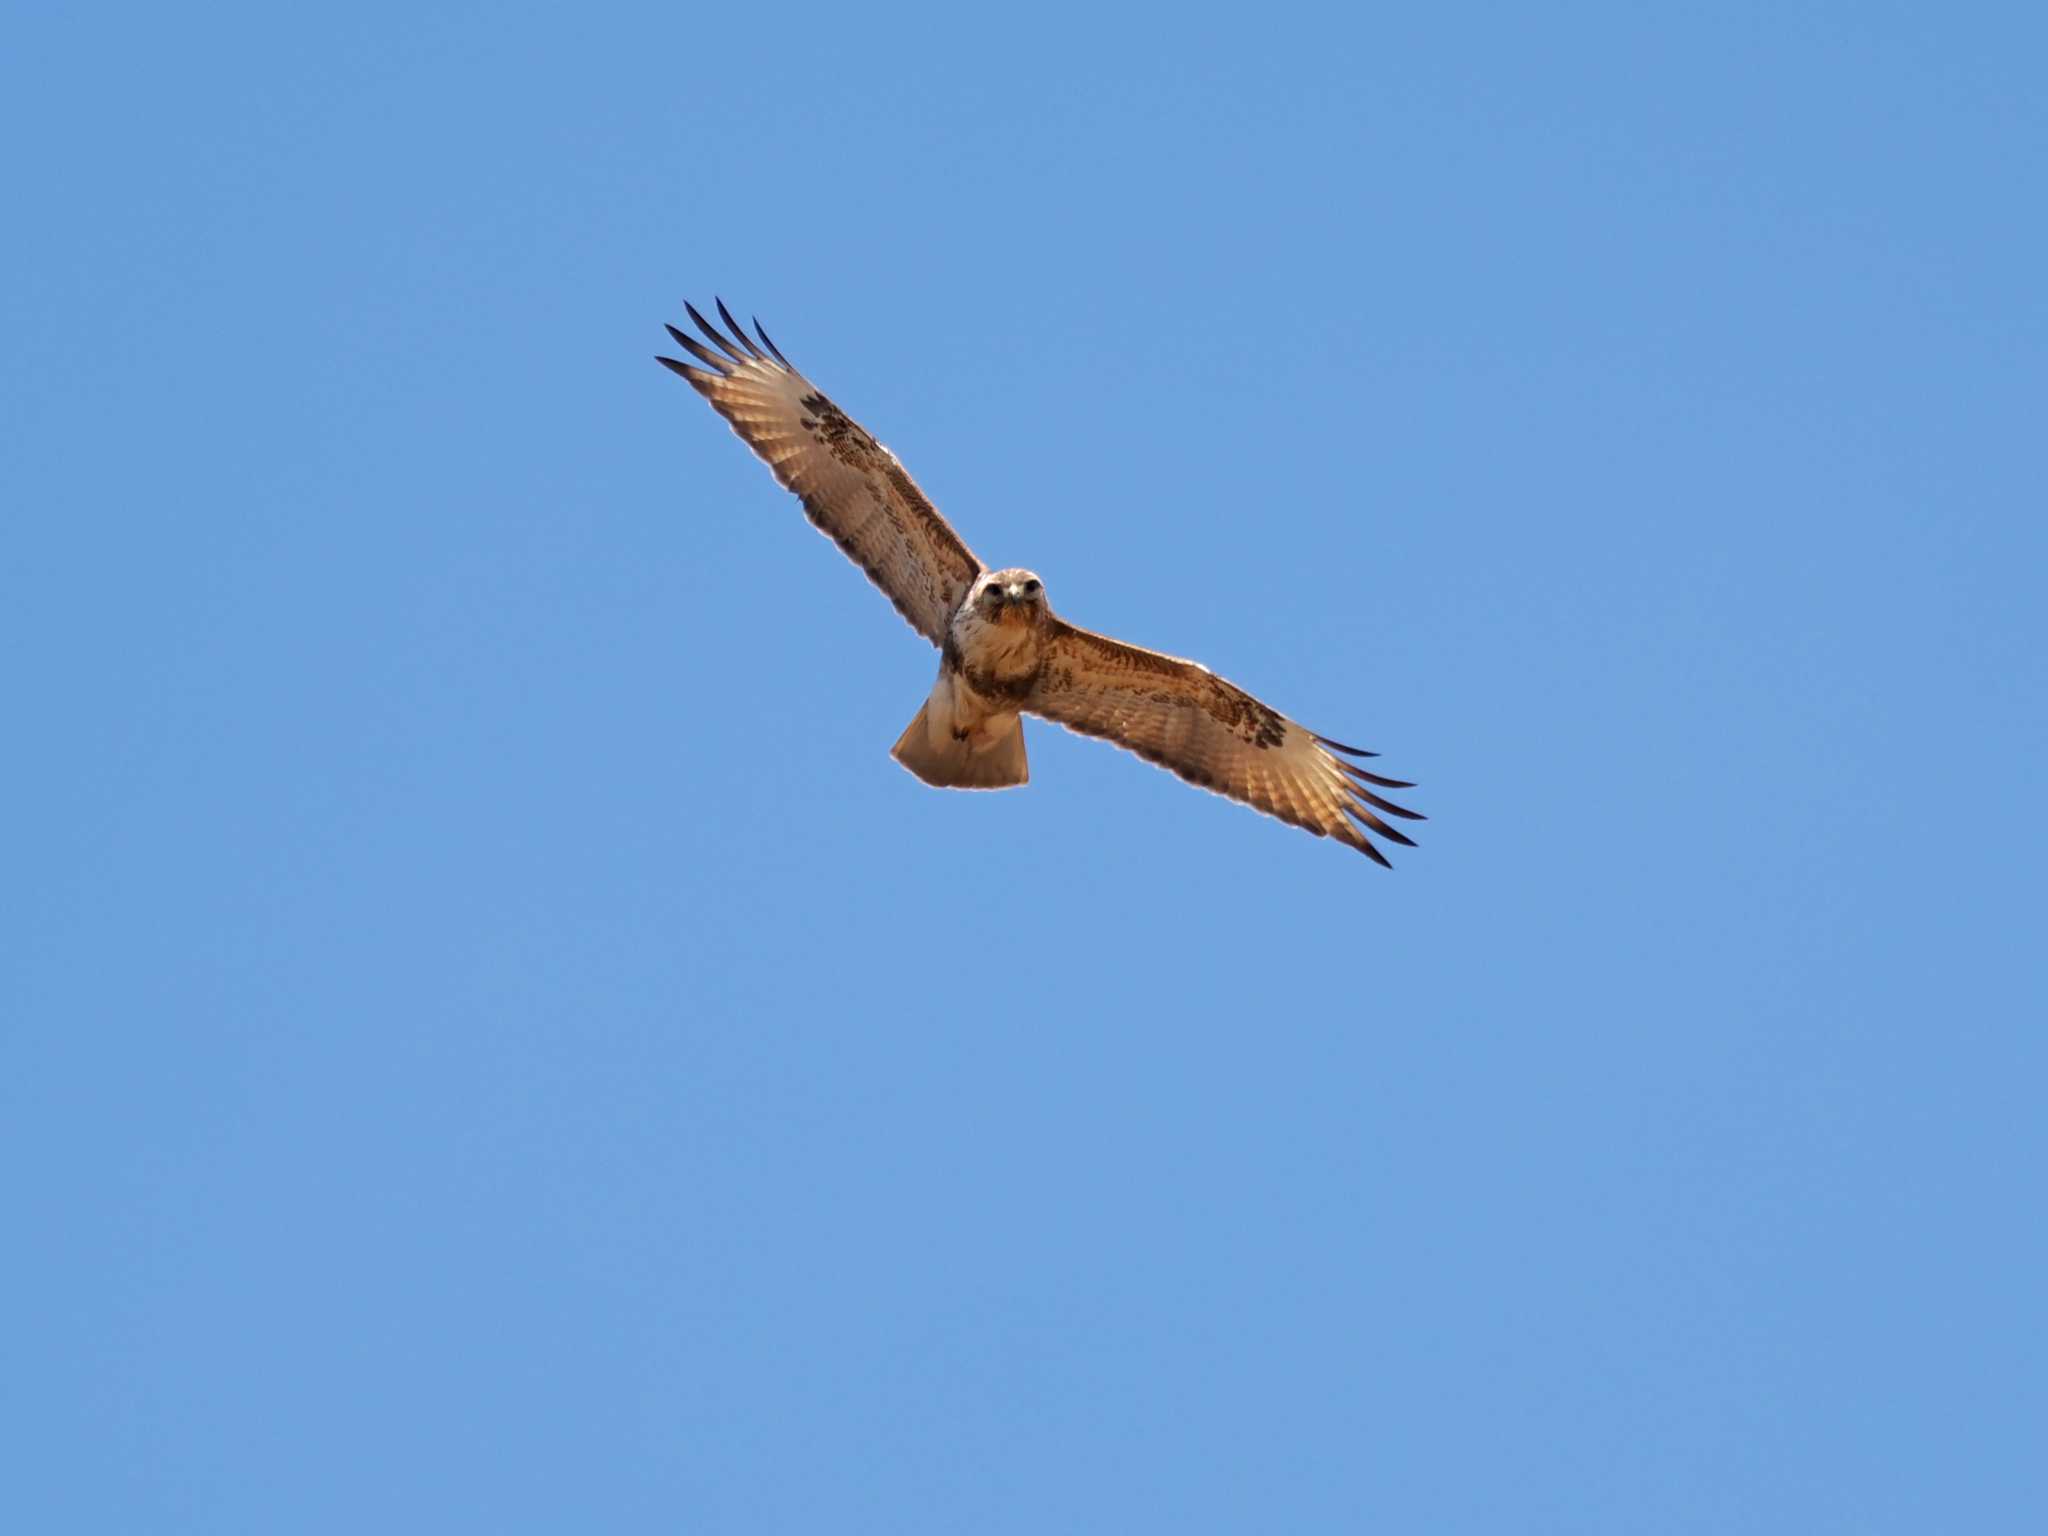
6 3 2044 1530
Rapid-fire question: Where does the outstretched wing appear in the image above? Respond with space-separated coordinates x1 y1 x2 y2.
658 300 983 646
1027 621 1424 865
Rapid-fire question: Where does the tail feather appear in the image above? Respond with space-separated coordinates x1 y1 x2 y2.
891 703 1029 790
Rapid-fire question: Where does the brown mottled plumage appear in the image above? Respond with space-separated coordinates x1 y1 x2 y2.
659 300 1423 863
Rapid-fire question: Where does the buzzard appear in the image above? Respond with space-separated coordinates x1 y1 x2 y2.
658 301 1423 864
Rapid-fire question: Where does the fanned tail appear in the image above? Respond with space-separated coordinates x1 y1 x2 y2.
891 702 1029 790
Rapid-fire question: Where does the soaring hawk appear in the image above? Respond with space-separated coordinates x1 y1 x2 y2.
658 301 1422 864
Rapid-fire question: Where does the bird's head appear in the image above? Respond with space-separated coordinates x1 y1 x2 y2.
976 568 1048 627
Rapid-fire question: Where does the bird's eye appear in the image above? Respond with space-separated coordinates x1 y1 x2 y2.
984 586 1003 600
1021 579 1040 595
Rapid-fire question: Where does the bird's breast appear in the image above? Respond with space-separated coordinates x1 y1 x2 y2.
949 613 1044 702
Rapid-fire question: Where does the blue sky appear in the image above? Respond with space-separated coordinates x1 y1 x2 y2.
6 3 2044 1530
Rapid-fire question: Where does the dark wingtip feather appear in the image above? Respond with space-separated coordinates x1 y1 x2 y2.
1334 757 1416 790
684 301 747 364
655 355 718 395
753 317 791 368
1313 733 1379 758
716 298 764 360
1344 802 1418 849
664 325 735 372
1358 786 1426 821
663 323 724 367
1353 835 1394 868
1359 812 1418 848
1337 767 1426 819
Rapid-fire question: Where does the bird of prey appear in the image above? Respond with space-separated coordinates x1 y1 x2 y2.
657 300 1423 864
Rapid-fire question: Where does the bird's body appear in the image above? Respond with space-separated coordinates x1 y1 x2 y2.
893 569 1051 790
658 301 1423 863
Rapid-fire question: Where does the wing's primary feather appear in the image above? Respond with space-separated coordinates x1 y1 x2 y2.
1027 621 1423 864
657 302 983 646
